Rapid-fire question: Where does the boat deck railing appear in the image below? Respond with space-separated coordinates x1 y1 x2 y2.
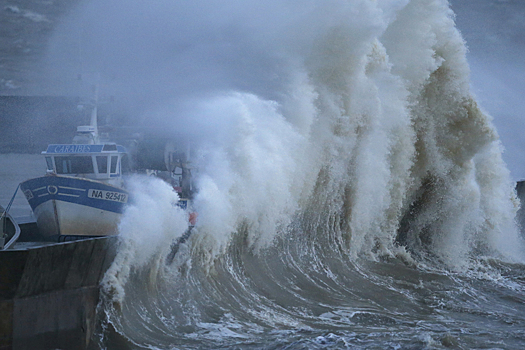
1 185 21 249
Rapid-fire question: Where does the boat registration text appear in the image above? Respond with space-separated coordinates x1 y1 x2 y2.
88 189 128 203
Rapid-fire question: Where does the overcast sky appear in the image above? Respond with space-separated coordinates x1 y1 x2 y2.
450 0 525 181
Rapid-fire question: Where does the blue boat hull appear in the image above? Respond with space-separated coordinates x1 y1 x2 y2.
20 175 129 238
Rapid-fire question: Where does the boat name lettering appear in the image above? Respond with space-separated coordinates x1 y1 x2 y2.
53 145 92 153
88 189 128 203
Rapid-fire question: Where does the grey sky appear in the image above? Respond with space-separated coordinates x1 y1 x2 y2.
450 0 525 180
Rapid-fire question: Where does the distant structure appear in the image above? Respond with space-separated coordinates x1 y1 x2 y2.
0 96 83 153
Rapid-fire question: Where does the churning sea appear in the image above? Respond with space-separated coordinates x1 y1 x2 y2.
2 1 525 349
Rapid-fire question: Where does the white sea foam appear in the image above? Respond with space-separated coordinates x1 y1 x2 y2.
47 2 525 348
101 176 189 301
52 0 525 292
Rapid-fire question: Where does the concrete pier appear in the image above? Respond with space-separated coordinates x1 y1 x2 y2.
0 236 117 350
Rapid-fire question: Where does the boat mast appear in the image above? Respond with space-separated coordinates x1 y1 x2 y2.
89 82 99 143
73 78 100 145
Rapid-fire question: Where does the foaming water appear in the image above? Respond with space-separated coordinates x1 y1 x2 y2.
102 176 189 303
56 0 525 348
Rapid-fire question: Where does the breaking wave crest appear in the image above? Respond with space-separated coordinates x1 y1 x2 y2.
71 0 525 347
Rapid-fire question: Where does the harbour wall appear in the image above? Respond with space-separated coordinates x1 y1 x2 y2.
0 235 117 350
0 96 83 153
0 95 141 155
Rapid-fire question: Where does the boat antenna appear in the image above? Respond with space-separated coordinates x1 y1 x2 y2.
72 74 100 145
90 81 99 142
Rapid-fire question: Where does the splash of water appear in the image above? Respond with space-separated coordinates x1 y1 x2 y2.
48 0 525 347
85 0 525 296
102 176 189 302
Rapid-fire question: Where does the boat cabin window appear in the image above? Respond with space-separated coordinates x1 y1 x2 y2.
102 144 117 151
55 156 94 174
96 156 108 174
110 156 118 174
45 157 53 171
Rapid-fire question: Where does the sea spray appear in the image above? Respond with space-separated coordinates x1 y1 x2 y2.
45 0 525 347
190 93 315 256
82 0 525 296
102 176 189 302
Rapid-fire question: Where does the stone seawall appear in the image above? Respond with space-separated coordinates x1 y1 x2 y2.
0 236 117 350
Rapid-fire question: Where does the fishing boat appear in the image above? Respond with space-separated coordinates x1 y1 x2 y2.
0 96 195 349
19 102 131 241
0 98 125 349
